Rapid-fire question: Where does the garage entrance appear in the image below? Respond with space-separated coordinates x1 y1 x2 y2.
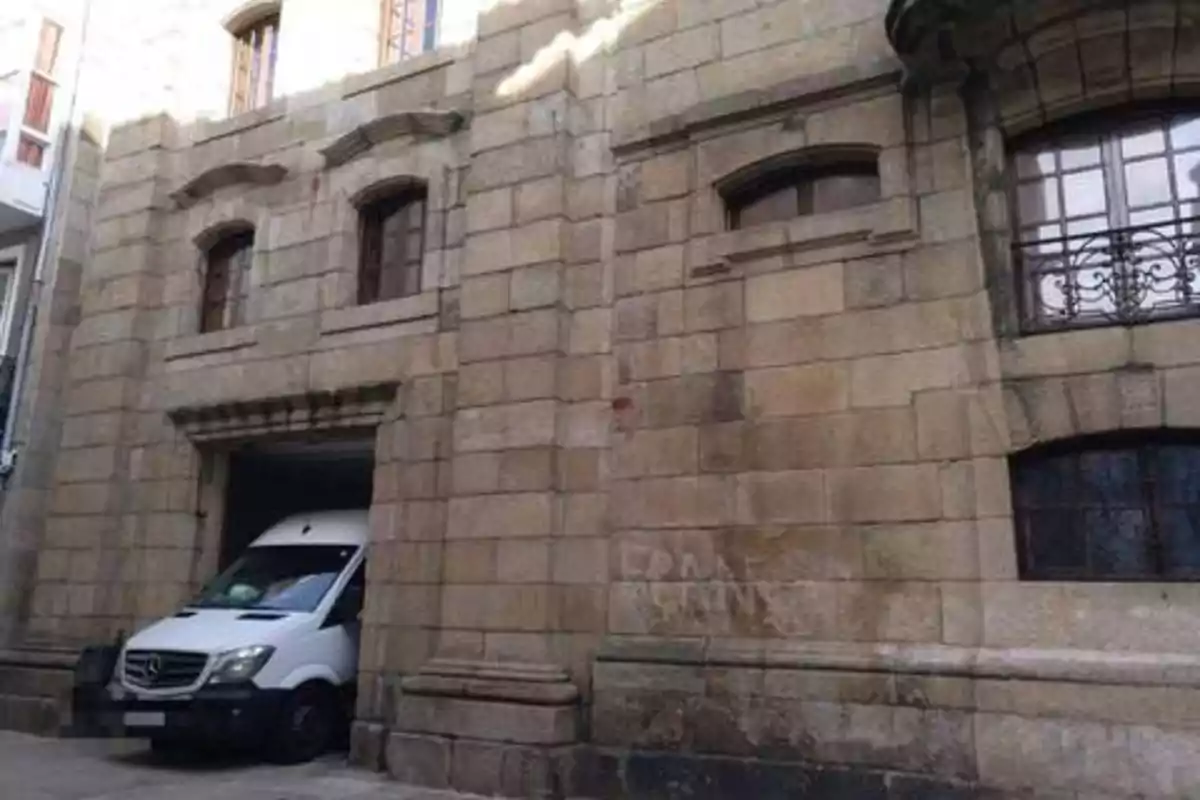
218 434 375 569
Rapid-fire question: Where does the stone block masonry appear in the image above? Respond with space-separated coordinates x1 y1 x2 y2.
4 0 1200 798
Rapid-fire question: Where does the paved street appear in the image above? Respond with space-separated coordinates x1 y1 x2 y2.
0 731 481 800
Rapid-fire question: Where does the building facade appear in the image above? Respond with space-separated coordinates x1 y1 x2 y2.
5 0 1200 796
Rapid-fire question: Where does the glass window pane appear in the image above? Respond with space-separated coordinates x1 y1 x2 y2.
34 20 62 75
1121 127 1167 159
1018 179 1061 223
1171 115 1200 150
1025 511 1087 573
1130 206 1179 228
735 185 796 228
1078 449 1142 503
1015 454 1077 507
1060 140 1102 170
1086 508 1153 577
1160 510 1200 576
1174 151 1200 202
1065 215 1111 238
1017 150 1058 178
1062 170 1107 218
813 174 880 213
22 74 53 133
1125 158 1173 209
1021 224 1065 252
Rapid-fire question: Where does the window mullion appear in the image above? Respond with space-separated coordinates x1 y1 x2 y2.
1103 134 1130 228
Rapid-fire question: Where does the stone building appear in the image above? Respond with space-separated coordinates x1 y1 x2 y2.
5 0 1200 796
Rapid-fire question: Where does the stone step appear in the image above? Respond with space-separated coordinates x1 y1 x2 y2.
0 647 80 737
0 694 64 737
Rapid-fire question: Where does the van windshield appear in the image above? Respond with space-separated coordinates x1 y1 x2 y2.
190 545 358 613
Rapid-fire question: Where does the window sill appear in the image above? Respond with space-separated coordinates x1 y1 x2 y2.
164 326 257 362
706 197 917 265
320 291 440 336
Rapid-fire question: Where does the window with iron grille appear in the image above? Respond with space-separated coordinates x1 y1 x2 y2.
201 230 254 333
229 13 279 115
358 188 427 304
380 0 441 65
1012 108 1200 331
722 159 880 230
1011 433 1200 581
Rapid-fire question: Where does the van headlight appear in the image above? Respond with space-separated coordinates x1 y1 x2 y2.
208 645 275 684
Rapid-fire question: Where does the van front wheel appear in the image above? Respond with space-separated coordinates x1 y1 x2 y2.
268 684 334 764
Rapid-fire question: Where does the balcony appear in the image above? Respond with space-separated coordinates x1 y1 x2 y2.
1017 218 1200 333
884 0 1127 83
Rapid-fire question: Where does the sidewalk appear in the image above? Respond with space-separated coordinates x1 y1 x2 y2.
0 730 482 800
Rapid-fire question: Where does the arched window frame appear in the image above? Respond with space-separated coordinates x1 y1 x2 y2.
1010 430 1200 582
716 146 882 231
1008 103 1200 332
354 179 429 305
198 224 255 333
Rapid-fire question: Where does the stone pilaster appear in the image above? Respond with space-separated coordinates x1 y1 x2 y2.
23 116 180 647
385 1 590 795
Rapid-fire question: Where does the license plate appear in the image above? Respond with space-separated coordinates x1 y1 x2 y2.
124 711 165 727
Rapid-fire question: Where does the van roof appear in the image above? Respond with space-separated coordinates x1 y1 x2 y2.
249 509 370 548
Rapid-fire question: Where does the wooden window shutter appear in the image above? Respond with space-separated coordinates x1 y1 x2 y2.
230 35 252 114
34 20 63 75
229 14 277 114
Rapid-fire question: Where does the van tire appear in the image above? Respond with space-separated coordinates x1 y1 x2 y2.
268 683 335 764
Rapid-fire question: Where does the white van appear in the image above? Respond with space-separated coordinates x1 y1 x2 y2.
107 510 368 763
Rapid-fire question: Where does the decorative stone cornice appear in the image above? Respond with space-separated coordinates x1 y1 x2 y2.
170 162 288 209
320 110 468 168
166 383 398 442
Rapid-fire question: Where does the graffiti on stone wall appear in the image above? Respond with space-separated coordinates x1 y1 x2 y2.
615 539 796 637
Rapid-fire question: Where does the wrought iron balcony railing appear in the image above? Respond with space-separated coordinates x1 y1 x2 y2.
1017 218 1200 332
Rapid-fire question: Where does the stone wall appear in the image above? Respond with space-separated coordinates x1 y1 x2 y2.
11 0 1200 796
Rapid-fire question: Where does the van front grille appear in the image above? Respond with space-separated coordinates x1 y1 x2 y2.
123 650 208 689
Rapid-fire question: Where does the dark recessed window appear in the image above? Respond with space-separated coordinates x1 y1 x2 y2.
724 160 880 230
1011 433 1200 581
201 230 254 333
1013 108 1200 331
358 187 427 304
229 12 279 115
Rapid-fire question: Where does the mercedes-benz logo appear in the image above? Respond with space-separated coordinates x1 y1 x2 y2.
145 655 163 680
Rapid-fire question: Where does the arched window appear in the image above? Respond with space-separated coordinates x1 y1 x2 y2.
228 7 279 115
200 228 254 332
1012 107 1200 331
1011 432 1200 581
720 150 881 230
357 184 427 304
